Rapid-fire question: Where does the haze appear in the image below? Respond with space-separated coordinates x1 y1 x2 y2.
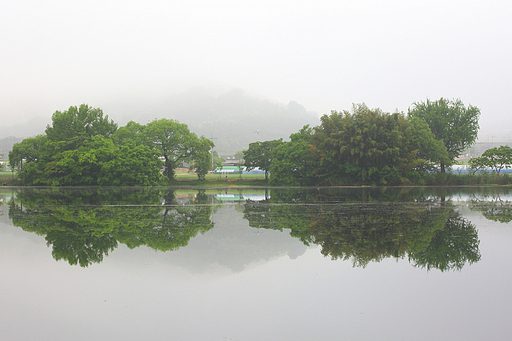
1 0 511 142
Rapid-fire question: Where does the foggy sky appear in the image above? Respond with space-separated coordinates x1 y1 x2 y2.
1 0 511 141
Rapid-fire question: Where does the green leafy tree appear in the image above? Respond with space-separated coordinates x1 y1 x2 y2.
269 125 316 186
98 142 162 186
9 106 162 186
112 121 146 146
9 135 49 185
408 98 480 172
243 139 283 180
480 145 512 175
468 155 490 174
310 104 448 185
191 137 214 180
144 119 213 182
45 104 117 148
234 150 245 159
212 150 224 169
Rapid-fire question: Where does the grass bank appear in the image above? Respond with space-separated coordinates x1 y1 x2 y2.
0 171 15 184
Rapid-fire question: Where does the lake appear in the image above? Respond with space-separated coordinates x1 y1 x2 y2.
1 186 512 340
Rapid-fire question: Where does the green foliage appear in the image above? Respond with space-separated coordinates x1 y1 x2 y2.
45 104 117 149
468 155 490 174
244 139 284 180
212 151 224 169
480 145 512 174
269 125 316 186
234 150 245 159
8 105 216 185
144 119 214 181
309 104 447 185
191 137 214 180
468 145 512 176
408 98 480 172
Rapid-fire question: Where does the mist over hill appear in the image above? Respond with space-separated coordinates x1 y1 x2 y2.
1 88 320 156
113 87 320 155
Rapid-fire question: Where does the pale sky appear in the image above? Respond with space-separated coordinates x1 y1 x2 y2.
1 0 511 141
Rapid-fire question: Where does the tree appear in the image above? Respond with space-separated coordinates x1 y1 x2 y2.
98 142 163 186
243 139 283 180
212 150 224 169
234 150 245 159
480 145 512 175
144 119 213 182
10 106 163 186
9 135 49 185
45 104 117 148
269 125 316 186
190 137 214 180
310 104 448 185
408 98 480 172
468 155 489 175
112 121 146 146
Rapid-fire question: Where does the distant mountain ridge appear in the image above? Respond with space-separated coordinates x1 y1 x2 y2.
0 88 320 156
116 87 320 155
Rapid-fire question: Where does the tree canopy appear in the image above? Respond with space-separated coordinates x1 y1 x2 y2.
408 98 480 172
144 119 214 182
309 104 449 185
469 145 512 175
269 125 316 186
9 105 213 186
243 139 283 180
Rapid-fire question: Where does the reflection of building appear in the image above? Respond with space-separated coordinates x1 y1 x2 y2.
214 194 267 202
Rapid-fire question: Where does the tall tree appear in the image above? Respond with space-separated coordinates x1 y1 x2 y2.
408 98 480 172
190 137 214 180
479 145 512 175
45 104 117 148
243 139 283 180
310 104 448 185
269 125 316 186
10 106 162 186
144 119 213 181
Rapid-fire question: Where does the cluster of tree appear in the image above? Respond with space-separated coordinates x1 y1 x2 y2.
243 98 480 186
468 145 512 175
9 104 214 185
243 188 481 271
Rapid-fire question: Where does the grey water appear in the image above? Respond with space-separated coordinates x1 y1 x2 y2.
1 186 512 341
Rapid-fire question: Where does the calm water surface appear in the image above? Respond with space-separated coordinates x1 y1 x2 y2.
1 187 511 340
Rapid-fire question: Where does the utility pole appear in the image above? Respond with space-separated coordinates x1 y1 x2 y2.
209 132 218 171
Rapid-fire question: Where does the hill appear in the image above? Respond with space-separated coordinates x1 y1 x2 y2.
0 88 320 156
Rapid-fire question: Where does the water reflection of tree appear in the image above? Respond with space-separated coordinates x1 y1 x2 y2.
409 210 480 271
243 189 481 271
468 194 512 223
9 188 214 267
